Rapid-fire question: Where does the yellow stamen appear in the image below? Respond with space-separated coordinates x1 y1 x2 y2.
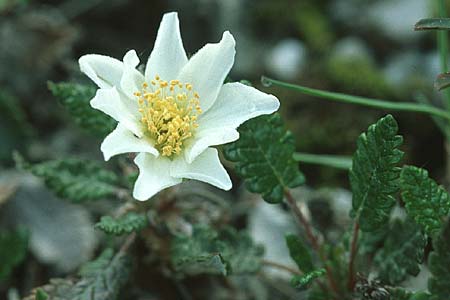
135 75 202 157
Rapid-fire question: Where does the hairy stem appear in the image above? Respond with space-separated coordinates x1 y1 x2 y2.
261 76 450 121
347 221 360 291
284 190 340 297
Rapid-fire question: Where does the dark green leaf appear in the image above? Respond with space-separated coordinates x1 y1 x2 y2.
388 288 431 300
374 219 426 285
19 157 119 202
171 225 264 276
400 166 450 235
415 18 450 31
0 228 28 280
24 249 131 300
223 113 305 204
48 82 116 137
428 221 450 300
285 234 314 272
435 72 450 91
35 289 49 300
350 114 404 232
95 212 148 236
291 269 326 290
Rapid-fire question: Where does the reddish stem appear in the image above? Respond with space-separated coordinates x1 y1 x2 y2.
347 221 360 291
284 190 340 297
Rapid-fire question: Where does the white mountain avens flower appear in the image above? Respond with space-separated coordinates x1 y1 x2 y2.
79 12 280 201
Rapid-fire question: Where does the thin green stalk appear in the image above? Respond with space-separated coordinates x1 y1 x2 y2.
261 76 450 121
437 0 450 109
293 152 352 170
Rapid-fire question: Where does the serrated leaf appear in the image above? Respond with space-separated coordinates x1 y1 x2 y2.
291 268 326 290
428 221 450 300
48 82 116 137
415 18 450 31
374 219 426 285
95 212 148 236
223 113 305 204
285 234 314 272
23 249 131 300
171 225 264 276
0 228 28 280
19 157 119 202
435 72 450 91
400 166 450 236
350 114 404 232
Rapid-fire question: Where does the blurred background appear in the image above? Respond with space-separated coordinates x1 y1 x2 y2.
0 0 446 298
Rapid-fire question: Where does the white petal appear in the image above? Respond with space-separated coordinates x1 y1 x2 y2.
184 82 279 163
200 82 280 128
120 50 145 99
101 123 159 161
184 128 239 164
171 148 232 190
177 31 236 112
133 153 182 201
90 87 142 136
79 54 124 89
145 12 188 81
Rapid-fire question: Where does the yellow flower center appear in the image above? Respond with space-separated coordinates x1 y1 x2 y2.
135 75 202 157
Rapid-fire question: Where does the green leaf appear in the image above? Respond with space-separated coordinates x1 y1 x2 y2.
435 72 450 91
95 212 148 236
349 114 404 232
223 113 305 204
24 249 131 300
19 156 119 202
388 288 431 300
415 18 450 31
285 234 314 272
35 289 49 300
400 166 450 235
291 268 326 290
428 221 450 300
171 225 264 276
0 228 28 280
374 219 426 285
48 82 116 137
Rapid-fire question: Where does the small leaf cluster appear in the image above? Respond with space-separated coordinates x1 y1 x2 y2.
17 155 119 202
95 212 148 236
48 82 116 137
24 249 131 300
0 228 28 281
171 225 264 276
285 234 325 289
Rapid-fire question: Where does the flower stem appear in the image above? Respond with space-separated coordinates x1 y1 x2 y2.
293 152 352 170
347 221 360 291
261 76 450 121
437 0 450 109
284 190 340 297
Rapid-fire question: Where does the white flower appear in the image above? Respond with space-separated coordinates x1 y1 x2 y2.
79 12 280 201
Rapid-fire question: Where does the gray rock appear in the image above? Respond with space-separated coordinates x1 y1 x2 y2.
265 38 307 80
331 37 373 62
367 0 430 42
383 51 422 87
1 173 97 273
248 198 298 279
